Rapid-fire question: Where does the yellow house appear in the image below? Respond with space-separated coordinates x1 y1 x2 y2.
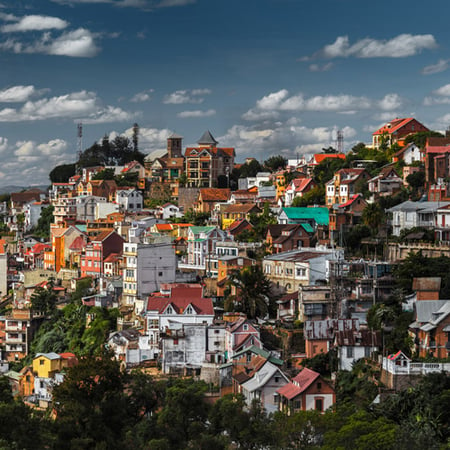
32 352 63 378
221 204 261 230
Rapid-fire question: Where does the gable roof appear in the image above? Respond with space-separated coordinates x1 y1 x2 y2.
310 153 345 165
276 367 320 399
281 207 329 226
199 188 231 202
373 118 415 136
241 361 287 392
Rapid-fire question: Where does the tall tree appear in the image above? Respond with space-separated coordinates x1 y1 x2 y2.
264 155 287 172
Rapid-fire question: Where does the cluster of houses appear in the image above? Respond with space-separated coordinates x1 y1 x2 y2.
1 120 450 412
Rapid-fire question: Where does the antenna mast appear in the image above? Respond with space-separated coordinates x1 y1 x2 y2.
77 122 83 161
336 129 344 153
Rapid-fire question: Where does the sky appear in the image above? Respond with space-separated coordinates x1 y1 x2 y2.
1 0 450 187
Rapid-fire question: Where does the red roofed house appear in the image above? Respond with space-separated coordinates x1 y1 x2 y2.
425 137 450 200
277 367 335 414
143 283 215 358
185 130 235 188
195 188 231 214
284 178 316 206
225 316 261 360
368 167 403 197
329 194 367 238
307 153 346 175
372 118 428 149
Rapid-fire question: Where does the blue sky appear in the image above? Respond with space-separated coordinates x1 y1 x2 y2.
0 0 450 186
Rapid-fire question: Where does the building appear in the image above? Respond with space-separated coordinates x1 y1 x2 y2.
185 130 235 188
284 178 316 207
277 367 335 414
372 118 429 149
325 168 370 206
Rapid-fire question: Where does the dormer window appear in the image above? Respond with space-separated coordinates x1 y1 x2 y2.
186 305 193 314
165 305 174 314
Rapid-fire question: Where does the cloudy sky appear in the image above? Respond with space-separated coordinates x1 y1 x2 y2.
0 0 450 186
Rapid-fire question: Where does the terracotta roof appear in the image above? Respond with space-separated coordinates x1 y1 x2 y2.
277 367 320 399
199 188 231 202
103 252 121 263
222 203 260 214
155 223 173 231
338 194 363 208
69 236 85 251
310 153 345 165
373 118 413 135
290 177 314 192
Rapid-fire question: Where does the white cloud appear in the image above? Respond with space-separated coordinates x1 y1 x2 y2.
0 90 137 123
1 15 68 33
49 0 196 8
163 88 211 104
378 93 403 111
317 34 437 59
309 62 333 72
218 121 357 160
130 89 154 103
177 109 216 118
0 28 100 57
422 59 449 75
423 84 450 105
0 85 35 102
433 84 450 96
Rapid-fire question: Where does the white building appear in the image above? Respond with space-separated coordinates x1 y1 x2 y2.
116 189 143 213
122 241 177 312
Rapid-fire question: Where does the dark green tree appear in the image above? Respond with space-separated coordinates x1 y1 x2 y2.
49 163 77 183
264 155 287 172
30 284 57 316
33 205 54 239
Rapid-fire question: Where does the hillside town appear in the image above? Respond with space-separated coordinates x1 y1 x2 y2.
1 120 450 448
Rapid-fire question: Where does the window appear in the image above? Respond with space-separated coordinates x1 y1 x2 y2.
317 382 322 390
346 346 354 358
243 324 249 331
364 347 371 358
246 352 252 363
294 400 301 410
40 359 45 365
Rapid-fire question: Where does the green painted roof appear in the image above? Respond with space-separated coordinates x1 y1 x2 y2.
300 223 314 233
282 207 329 226
190 226 216 234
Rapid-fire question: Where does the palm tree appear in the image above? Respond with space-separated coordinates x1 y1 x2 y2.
362 202 384 233
225 265 273 319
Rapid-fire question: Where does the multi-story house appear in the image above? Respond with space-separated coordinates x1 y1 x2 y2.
325 168 370 206
220 203 260 230
52 195 77 226
372 117 428 149
4 309 36 361
195 188 231 214
387 200 449 237
115 188 143 213
80 230 124 278
263 247 343 293
180 226 231 275
122 240 176 311
298 285 333 322
368 167 403 197
185 130 235 188
265 224 313 254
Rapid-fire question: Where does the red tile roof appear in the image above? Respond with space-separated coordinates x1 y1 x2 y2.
310 153 345 165
277 367 320 399
199 188 231 202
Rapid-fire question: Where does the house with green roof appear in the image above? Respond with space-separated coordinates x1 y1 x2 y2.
278 207 329 227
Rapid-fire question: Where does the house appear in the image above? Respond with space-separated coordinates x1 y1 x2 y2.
80 230 124 278
368 167 403 196
226 219 253 238
157 203 183 220
115 188 143 213
277 367 335 414
372 118 429 149
284 178 316 207
387 200 450 237
304 319 359 359
409 299 450 359
307 153 346 175
87 179 118 201
335 329 381 371
240 360 289 414
180 225 231 274
225 316 262 360
263 247 343 293
278 207 329 230
276 291 298 322
424 137 450 187
122 241 176 311
185 130 235 188
229 189 258 204
329 194 367 240
195 188 231 214
144 284 214 360
216 255 255 297
298 285 333 322
325 168 370 206
237 172 271 190
108 329 153 367
266 224 313 254
220 203 261 230
393 142 423 165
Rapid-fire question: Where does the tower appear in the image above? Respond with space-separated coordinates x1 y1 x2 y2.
167 133 183 158
336 130 344 153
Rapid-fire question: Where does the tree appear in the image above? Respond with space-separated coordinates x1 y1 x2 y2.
53 352 132 448
33 205 54 239
403 130 444 149
362 203 385 234
406 171 425 197
49 163 77 183
264 155 287 172
292 185 325 207
30 284 57 316
225 265 274 319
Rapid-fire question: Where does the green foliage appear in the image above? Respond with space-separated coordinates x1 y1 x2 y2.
49 163 77 183
403 130 444 149
30 285 57 316
177 209 210 226
362 202 385 234
406 170 425 197
91 168 115 180
301 349 337 376
312 157 346 184
264 155 287 172
225 264 275 319
343 224 371 253
291 185 325 207
32 205 54 239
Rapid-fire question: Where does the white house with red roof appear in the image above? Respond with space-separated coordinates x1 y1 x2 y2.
144 283 214 357
284 178 316 207
277 367 335 414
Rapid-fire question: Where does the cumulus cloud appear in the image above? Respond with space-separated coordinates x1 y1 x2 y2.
0 90 137 123
308 34 437 59
422 59 449 75
130 89 154 103
177 109 216 118
1 15 68 33
0 136 73 186
243 89 403 122
0 85 36 102
423 83 450 105
0 27 100 57
218 121 357 160
163 88 211 104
